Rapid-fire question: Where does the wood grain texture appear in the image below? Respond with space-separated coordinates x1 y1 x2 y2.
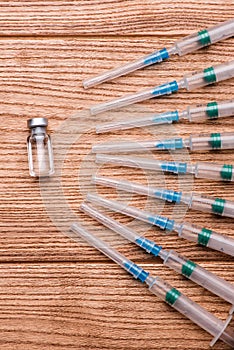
0 263 233 350
0 0 232 36
0 1 233 349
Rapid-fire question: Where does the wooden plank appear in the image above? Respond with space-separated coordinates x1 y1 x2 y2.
0 1 232 36
0 262 233 350
0 37 233 262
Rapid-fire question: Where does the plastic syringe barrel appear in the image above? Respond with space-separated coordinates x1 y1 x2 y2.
87 193 234 257
182 193 234 219
186 99 234 122
147 276 234 348
192 162 234 181
186 132 234 151
175 222 234 257
182 60 234 90
163 250 234 305
174 19 234 56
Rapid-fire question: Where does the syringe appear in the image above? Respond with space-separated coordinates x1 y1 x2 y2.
81 201 234 305
71 222 234 348
95 99 234 133
96 154 234 182
92 175 234 219
92 131 234 153
83 19 234 89
86 193 234 257
90 60 234 115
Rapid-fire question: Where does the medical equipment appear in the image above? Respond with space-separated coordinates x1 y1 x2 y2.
92 131 234 153
27 118 54 177
95 100 234 133
90 60 234 115
81 202 234 305
71 222 234 348
83 19 234 89
96 154 234 182
92 175 234 219
86 193 234 257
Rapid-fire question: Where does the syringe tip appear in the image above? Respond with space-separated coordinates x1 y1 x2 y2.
92 144 98 153
90 106 101 116
83 76 103 89
82 79 91 89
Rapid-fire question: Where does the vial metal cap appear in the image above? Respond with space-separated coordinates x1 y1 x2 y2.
27 117 48 129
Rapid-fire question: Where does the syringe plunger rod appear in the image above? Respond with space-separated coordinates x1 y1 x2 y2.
71 222 234 348
83 19 234 89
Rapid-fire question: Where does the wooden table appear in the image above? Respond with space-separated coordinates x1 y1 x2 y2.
0 2 233 349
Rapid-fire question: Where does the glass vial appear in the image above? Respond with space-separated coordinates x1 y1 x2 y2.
27 118 54 177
